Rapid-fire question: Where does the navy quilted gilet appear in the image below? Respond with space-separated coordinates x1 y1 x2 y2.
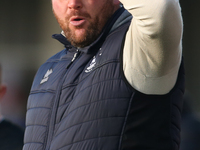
23 9 185 150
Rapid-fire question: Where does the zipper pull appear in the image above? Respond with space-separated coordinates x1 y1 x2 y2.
71 51 78 62
66 49 80 69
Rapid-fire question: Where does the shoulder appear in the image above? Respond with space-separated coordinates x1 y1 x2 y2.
0 120 24 135
0 120 24 149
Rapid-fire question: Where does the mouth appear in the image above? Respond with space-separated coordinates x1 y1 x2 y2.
70 16 86 26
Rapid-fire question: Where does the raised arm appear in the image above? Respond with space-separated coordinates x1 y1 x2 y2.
121 0 183 94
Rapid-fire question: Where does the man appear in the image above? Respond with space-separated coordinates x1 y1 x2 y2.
0 64 24 150
23 0 184 150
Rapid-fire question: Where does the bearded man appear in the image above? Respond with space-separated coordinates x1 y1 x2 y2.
23 0 184 149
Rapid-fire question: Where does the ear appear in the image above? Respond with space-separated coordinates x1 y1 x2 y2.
0 85 7 99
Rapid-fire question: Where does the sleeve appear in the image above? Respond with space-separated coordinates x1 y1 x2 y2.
120 0 183 95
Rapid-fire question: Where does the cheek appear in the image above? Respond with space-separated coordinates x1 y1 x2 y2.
52 0 59 11
52 0 67 19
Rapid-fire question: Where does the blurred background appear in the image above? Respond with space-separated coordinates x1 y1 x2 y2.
0 0 199 133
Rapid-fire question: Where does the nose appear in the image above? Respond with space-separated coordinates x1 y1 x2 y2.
67 0 82 10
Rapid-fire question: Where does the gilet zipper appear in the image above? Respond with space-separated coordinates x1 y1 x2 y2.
45 49 81 150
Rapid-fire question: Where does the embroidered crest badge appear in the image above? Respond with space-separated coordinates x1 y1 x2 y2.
85 56 96 73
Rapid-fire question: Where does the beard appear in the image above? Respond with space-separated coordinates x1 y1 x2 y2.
54 1 116 48
64 12 100 48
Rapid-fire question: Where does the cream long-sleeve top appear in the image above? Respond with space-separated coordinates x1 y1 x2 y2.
121 0 183 95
